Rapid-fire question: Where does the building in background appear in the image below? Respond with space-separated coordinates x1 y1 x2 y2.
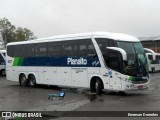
139 36 160 53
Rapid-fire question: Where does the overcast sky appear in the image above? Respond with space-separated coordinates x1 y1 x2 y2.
0 0 160 38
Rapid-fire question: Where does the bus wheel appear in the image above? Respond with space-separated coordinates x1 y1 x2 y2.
91 79 103 95
19 74 28 87
0 69 6 76
152 67 155 73
118 91 126 95
95 80 103 94
29 75 36 87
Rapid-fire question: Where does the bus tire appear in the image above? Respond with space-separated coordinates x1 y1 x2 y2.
91 78 103 95
19 74 28 87
0 69 6 76
118 91 126 95
29 75 36 87
151 67 155 73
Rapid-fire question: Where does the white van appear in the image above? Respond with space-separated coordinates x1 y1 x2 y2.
146 52 160 72
0 50 6 76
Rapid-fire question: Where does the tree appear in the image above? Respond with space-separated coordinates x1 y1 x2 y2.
0 18 36 48
0 18 16 47
15 27 36 42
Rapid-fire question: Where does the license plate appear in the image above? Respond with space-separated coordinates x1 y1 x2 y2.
138 85 144 89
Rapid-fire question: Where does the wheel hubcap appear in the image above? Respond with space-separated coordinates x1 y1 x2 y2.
21 77 26 83
95 82 99 91
30 77 35 86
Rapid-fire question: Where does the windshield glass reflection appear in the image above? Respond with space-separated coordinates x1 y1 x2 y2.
117 41 148 76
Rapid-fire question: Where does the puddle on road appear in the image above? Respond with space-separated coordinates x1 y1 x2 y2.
25 88 103 111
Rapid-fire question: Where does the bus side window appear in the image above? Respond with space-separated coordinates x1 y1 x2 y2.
7 45 15 57
13 45 23 57
88 44 97 57
78 39 97 57
48 42 62 56
23 44 35 57
155 55 160 64
35 43 47 56
156 55 160 64
95 38 116 64
95 38 116 48
62 41 77 56
148 55 153 64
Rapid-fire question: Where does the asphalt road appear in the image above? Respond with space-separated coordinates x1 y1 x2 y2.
0 72 160 120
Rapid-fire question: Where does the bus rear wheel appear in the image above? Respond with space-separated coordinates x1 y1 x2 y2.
29 75 36 87
19 74 28 87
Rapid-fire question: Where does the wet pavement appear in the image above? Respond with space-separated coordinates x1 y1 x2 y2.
0 79 90 111
0 72 160 120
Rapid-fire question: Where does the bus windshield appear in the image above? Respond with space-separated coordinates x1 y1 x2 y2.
117 41 148 76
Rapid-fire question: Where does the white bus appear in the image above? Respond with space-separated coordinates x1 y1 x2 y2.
145 52 160 73
0 50 6 76
6 32 150 94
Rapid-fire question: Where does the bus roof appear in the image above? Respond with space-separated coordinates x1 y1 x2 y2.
7 32 140 46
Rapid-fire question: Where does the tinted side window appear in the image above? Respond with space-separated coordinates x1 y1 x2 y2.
15 45 24 57
48 42 62 56
148 55 153 61
95 38 115 55
78 39 97 57
7 45 15 57
23 44 35 57
108 51 122 72
35 43 47 56
156 55 160 64
62 41 77 56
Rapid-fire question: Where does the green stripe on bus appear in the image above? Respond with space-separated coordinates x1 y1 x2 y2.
13 57 24 66
13 57 19 66
18 58 24 66
129 76 135 81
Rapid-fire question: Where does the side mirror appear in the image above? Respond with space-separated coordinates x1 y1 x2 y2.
106 47 127 60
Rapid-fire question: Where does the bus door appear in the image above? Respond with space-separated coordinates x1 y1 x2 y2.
108 69 121 90
107 50 123 90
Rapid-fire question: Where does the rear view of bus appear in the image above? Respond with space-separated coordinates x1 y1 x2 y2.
0 50 6 76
